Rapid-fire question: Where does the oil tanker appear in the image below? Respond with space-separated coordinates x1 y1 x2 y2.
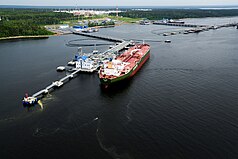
99 43 150 85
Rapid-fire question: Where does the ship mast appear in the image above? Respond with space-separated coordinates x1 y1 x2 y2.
116 6 118 17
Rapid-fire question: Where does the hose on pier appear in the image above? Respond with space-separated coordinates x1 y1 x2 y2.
66 38 163 48
66 38 115 47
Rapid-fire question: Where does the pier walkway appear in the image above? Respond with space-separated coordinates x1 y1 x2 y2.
217 22 238 29
153 21 238 36
32 69 81 98
103 40 132 54
73 31 124 43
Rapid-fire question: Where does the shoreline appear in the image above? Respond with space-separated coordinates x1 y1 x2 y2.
0 35 51 41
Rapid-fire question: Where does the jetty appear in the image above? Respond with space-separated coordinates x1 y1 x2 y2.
73 31 124 43
31 69 81 98
153 21 208 28
103 40 132 54
23 33 133 103
216 22 238 29
154 21 238 36
71 40 132 73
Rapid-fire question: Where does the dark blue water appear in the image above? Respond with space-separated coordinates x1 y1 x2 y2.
0 18 238 159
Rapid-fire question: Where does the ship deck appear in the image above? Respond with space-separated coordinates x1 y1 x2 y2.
99 44 150 80
118 44 150 70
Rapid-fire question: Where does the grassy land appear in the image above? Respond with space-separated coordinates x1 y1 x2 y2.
57 15 139 26
108 16 142 23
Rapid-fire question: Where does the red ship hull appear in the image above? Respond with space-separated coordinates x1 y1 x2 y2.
99 44 150 85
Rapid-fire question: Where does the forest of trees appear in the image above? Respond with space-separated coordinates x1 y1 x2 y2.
1 8 238 38
0 9 74 38
0 9 74 24
0 20 54 37
116 9 238 20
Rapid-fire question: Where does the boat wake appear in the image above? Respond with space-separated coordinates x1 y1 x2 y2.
0 107 44 124
33 127 60 137
32 115 99 137
96 119 133 159
146 67 204 72
126 101 132 124
0 117 15 123
60 117 99 133
41 93 54 102
96 119 121 159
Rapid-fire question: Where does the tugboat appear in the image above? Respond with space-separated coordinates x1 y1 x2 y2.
22 93 38 105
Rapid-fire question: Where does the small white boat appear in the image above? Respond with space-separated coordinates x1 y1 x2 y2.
68 61 76 66
57 66 65 71
92 27 99 32
92 50 99 54
109 45 115 49
139 20 150 25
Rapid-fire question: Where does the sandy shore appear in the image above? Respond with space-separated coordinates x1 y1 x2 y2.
0 35 50 41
